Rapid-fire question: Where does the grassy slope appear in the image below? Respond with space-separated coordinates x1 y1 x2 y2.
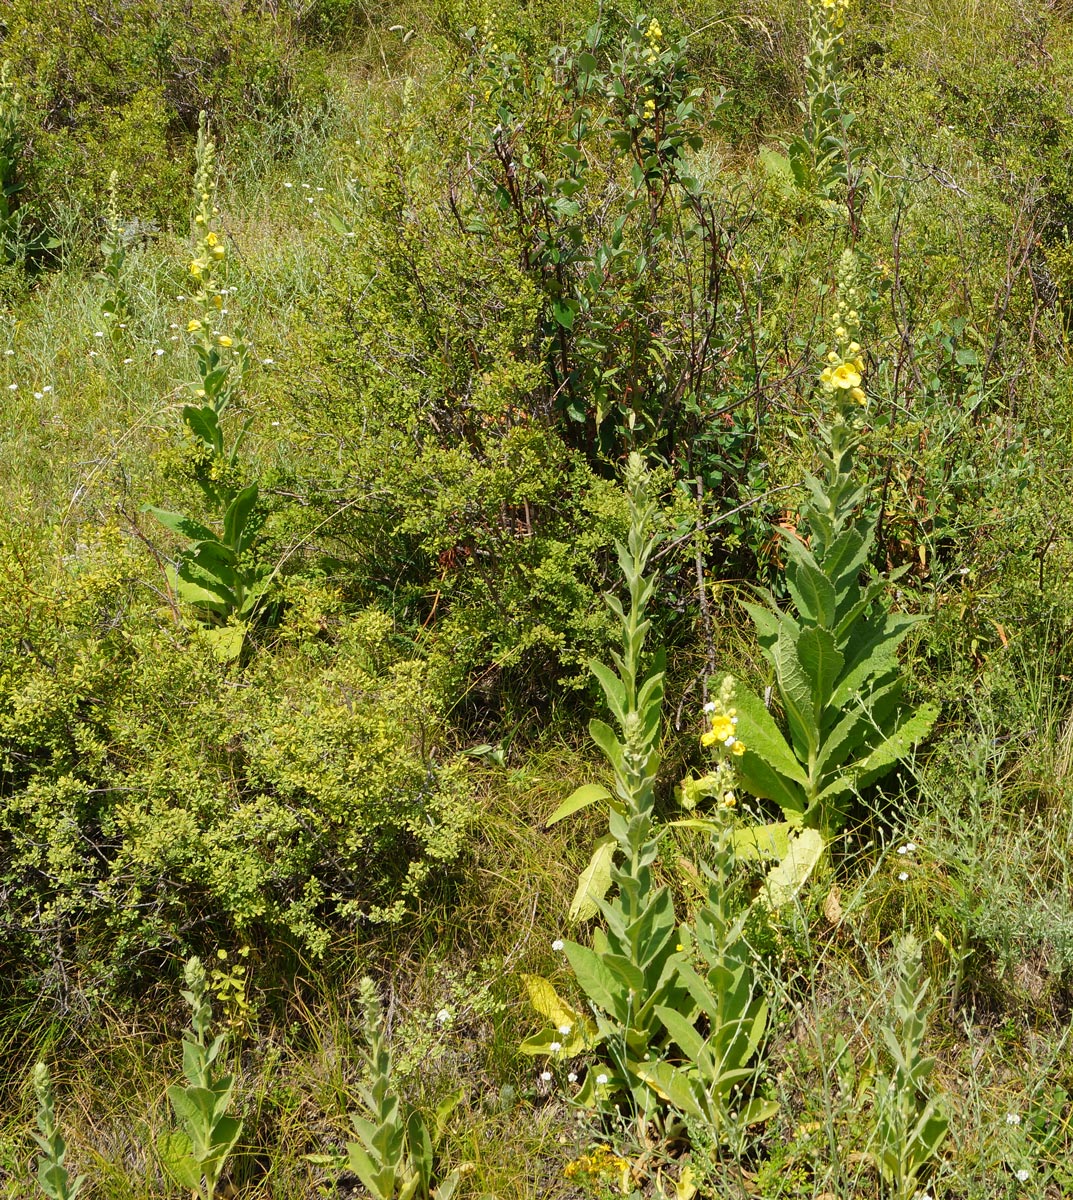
3 1 1073 1198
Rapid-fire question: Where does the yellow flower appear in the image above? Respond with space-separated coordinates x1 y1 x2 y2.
646 18 663 40
851 386 866 405
217 335 233 347
205 231 219 246
831 362 861 390
187 319 203 333
700 729 718 747
731 739 746 756
710 714 735 742
643 98 656 119
189 259 204 278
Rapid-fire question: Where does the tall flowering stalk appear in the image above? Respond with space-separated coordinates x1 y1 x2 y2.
788 0 856 195
523 457 777 1148
727 252 937 836
145 113 269 654
185 112 248 451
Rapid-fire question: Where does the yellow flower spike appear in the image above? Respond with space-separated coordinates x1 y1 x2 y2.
646 18 663 40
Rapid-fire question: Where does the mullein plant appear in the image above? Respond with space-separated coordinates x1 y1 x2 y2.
95 169 131 336
524 457 776 1146
870 935 949 1199
526 453 690 1127
30 1064 85 1200
725 252 937 839
787 0 860 196
145 112 269 659
157 957 243 1200
341 978 462 1200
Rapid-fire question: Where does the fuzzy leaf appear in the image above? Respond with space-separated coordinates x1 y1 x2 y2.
758 830 825 911
854 703 938 787
563 941 629 1023
772 628 817 758
731 686 809 787
797 625 843 715
546 783 613 826
222 483 259 552
732 822 791 861
569 835 616 922
144 506 217 545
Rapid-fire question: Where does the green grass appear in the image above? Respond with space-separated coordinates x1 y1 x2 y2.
5 0 1073 1197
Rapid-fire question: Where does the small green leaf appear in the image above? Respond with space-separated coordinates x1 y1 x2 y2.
552 299 576 329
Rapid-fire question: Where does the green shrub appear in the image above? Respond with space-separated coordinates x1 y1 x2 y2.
0 0 330 232
0 526 471 996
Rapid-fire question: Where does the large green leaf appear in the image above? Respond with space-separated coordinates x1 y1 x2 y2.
144 506 218 545
653 1004 705 1063
732 822 791 861
797 626 843 714
786 558 836 628
740 600 785 651
223 483 259 553
759 829 825 911
771 628 817 759
830 614 917 707
588 718 623 772
823 526 869 596
563 941 630 1023
203 624 246 663
814 680 900 775
157 1130 201 1191
854 702 938 788
735 750 807 817
546 783 613 826
182 404 223 455
625 885 677 972
590 660 627 725
635 1061 707 1122
569 835 616 922
731 686 808 787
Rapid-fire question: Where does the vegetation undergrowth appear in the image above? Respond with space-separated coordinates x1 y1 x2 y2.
3 0 1073 1197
